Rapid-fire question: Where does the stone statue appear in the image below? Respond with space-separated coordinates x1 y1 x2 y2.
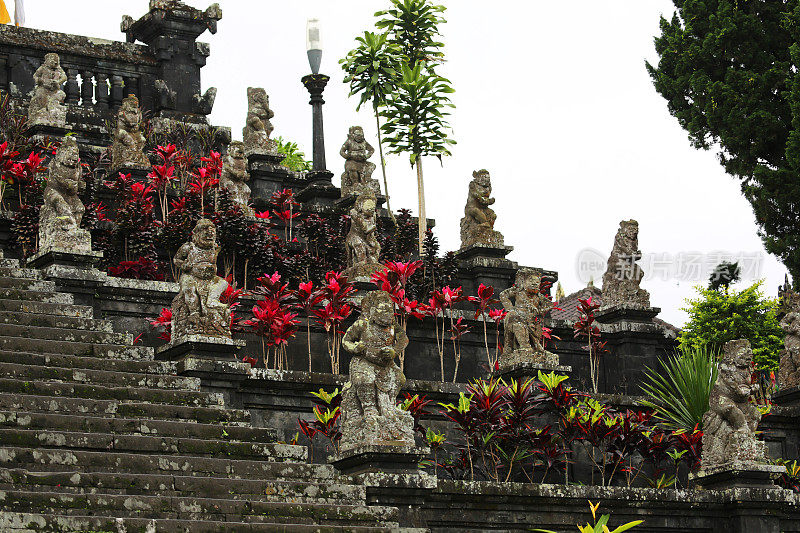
779 288 800 389
220 141 251 213
111 95 149 170
340 290 415 451
39 137 91 253
339 126 379 197
499 268 557 368
243 87 275 154
701 339 766 469
601 219 650 308
28 53 67 128
170 219 232 340
460 169 504 249
344 192 382 279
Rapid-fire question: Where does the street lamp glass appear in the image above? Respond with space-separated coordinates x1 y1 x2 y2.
306 18 322 75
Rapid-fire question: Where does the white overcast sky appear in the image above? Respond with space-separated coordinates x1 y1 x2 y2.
19 0 789 326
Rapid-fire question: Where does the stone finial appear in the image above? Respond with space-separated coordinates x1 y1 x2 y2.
499 268 558 368
779 288 800 389
343 191 382 280
600 219 650 308
111 95 149 171
339 126 379 197
460 169 504 249
340 291 415 452
28 53 67 128
170 219 232 340
220 141 251 213
701 339 766 469
243 87 275 155
39 137 91 253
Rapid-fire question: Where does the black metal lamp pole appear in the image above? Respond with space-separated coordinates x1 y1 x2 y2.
301 73 329 172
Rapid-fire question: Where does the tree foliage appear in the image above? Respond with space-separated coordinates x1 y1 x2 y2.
679 280 783 370
647 0 800 280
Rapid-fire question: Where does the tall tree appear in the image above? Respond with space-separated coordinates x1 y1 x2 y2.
646 1 800 280
340 32 401 217
375 0 455 253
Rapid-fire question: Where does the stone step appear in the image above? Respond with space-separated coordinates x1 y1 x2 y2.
1 513 405 532
0 350 174 376
0 322 131 344
0 428 306 462
0 361 197 391
0 287 73 304
0 335 152 360
0 378 224 408
0 266 42 279
0 394 251 426
0 411 277 444
0 490 398 526
0 298 93 318
0 468 367 505
0 310 113 332
0 447 339 483
0 277 55 290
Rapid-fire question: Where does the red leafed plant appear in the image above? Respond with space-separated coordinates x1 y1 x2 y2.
245 271 300 370
469 283 500 369
313 271 356 374
295 280 325 372
10 151 46 206
147 161 176 223
574 296 603 394
108 257 164 281
270 188 300 240
149 308 173 342
188 166 219 215
449 317 472 383
0 141 19 208
426 285 466 382
297 387 342 461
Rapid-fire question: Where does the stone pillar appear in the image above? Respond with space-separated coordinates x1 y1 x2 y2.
301 74 330 172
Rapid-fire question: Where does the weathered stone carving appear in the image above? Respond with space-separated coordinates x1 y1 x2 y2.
601 219 650 308
154 79 177 112
460 169 504 249
39 137 91 253
339 126 379 197
499 268 557 368
220 141 251 213
170 219 231 340
28 53 67 128
779 288 800 389
243 87 276 154
344 192 381 279
340 291 415 452
111 95 149 170
701 339 766 469
193 87 217 115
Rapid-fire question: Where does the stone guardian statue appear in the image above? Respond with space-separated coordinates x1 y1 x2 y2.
39 137 91 253
339 126 379 197
601 219 650 308
220 141 251 214
460 169 504 249
340 290 415 452
779 288 800 389
28 53 68 128
701 339 766 469
111 95 149 170
170 219 232 340
242 87 275 154
499 268 558 368
343 191 382 279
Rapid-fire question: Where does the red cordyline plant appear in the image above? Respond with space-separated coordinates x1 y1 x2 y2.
371 260 426 371
149 308 172 342
573 296 603 394
245 271 300 370
147 148 176 223
10 150 46 206
449 316 472 383
469 283 500 369
271 188 300 240
108 257 164 281
188 166 219 216
0 141 19 208
488 308 507 371
295 280 325 372
313 271 356 374
426 285 466 382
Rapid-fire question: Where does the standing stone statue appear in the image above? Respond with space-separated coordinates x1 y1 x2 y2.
28 53 68 128
339 126 379 197
242 87 275 154
39 137 91 253
170 219 232 340
460 169 504 249
220 141 251 213
701 339 766 469
111 95 149 170
344 192 382 279
340 290 415 452
601 219 650 308
779 288 800 389
499 268 558 368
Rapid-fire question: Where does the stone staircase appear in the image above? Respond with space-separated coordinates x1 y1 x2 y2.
0 257 411 532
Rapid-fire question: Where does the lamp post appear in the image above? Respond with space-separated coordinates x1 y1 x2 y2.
302 18 329 172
